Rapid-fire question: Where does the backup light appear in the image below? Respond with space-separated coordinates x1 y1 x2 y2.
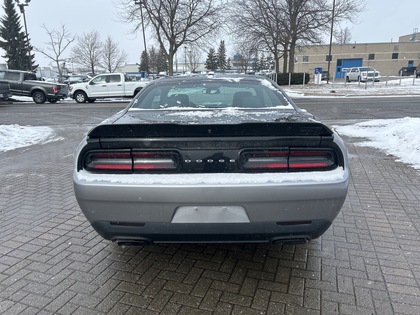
133 152 179 171
85 152 132 172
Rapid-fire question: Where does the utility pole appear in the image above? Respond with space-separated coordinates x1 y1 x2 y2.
15 0 32 71
134 0 148 72
326 0 336 84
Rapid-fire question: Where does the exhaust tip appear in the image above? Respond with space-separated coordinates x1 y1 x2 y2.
272 238 309 245
114 238 151 247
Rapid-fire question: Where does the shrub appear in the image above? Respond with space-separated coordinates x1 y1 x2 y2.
276 73 310 85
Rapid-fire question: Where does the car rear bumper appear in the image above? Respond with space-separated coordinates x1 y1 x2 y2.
92 220 332 245
74 170 349 244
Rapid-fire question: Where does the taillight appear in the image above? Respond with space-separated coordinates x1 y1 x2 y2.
240 149 338 172
289 150 336 170
241 151 288 170
84 151 132 173
53 86 59 93
133 152 179 171
82 150 179 173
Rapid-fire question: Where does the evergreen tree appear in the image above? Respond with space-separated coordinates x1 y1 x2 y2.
139 50 149 72
0 0 37 70
226 57 231 71
217 40 227 71
148 46 158 73
147 46 168 74
205 48 217 70
156 47 168 73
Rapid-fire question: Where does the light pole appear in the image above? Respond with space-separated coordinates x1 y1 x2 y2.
184 46 187 73
134 0 148 72
326 0 336 84
15 0 32 71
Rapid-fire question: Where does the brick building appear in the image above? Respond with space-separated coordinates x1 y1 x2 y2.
291 31 420 78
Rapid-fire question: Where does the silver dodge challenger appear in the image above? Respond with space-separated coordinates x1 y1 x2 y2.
73 74 349 246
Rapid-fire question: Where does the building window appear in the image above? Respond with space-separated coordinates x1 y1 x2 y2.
368 53 375 60
392 53 399 60
303 56 309 62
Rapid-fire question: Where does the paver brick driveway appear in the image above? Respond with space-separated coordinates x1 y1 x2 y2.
1 100 420 314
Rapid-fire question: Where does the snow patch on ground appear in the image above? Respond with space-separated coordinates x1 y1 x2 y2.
334 117 420 169
0 124 63 152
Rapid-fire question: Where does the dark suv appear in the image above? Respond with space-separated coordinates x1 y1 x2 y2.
398 67 416 76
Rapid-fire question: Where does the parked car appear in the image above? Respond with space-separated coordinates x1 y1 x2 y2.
68 73 149 103
73 74 349 245
321 71 330 81
345 67 380 82
416 68 420 78
398 67 416 76
0 69 68 104
0 80 12 101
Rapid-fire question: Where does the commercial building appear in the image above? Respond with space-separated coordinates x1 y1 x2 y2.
292 30 420 78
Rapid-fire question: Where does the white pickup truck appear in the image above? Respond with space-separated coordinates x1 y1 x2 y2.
69 73 149 103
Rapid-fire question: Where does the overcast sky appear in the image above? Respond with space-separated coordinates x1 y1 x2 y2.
1 0 419 68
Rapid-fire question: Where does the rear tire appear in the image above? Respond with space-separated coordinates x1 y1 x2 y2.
48 98 58 103
74 91 87 103
32 91 47 104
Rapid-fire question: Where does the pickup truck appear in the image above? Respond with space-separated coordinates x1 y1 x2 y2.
0 69 69 104
345 67 381 82
68 73 149 103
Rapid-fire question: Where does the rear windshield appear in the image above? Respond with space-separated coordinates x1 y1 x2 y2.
130 78 293 110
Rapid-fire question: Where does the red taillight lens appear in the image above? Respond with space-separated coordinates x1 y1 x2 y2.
240 149 338 172
289 150 336 170
83 150 179 173
53 86 59 93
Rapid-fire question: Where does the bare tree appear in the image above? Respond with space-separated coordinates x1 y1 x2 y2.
283 0 364 73
334 26 352 44
71 30 102 74
187 46 202 73
34 24 75 81
233 42 257 74
118 0 225 75
230 0 364 73
230 0 287 73
101 35 128 73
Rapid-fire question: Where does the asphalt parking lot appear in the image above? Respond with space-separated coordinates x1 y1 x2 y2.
1 98 420 314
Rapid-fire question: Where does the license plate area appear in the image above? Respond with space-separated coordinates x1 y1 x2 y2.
171 206 250 223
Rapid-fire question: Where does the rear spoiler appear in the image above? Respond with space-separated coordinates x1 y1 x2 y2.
88 122 333 138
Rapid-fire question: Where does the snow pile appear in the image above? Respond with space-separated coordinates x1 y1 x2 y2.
0 124 63 152
335 117 420 169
